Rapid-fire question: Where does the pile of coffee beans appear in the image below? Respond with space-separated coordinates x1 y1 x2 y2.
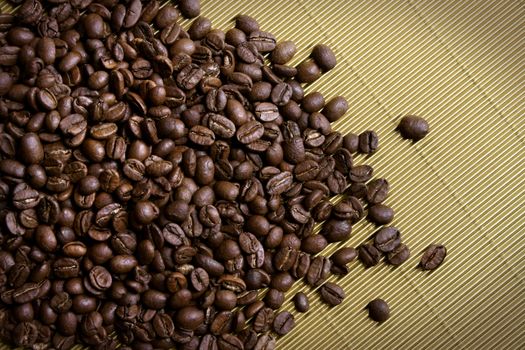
0 0 446 348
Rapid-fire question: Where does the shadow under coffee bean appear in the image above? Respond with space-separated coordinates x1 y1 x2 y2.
0 0 446 348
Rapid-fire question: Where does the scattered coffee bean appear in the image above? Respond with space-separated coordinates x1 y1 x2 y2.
420 244 447 270
367 299 390 322
368 204 395 225
387 243 410 266
293 292 310 313
398 115 429 141
319 282 345 306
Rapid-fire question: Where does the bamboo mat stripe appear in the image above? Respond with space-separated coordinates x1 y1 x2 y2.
0 0 524 349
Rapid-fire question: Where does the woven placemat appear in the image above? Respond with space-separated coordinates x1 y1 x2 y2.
1 0 524 349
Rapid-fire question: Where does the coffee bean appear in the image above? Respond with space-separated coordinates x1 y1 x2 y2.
306 256 331 286
273 311 295 335
349 164 374 183
179 0 201 18
374 227 401 253
293 292 309 313
331 247 358 266
321 219 352 243
311 44 337 71
398 115 429 141
420 244 447 270
359 130 379 154
368 204 395 225
296 59 321 83
366 178 390 204
319 282 345 306
359 244 381 268
387 243 410 266
367 299 390 322
343 133 359 153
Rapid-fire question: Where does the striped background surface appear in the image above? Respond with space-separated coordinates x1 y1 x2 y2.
1 0 524 349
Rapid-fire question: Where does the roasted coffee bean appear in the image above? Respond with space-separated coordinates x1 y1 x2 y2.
387 243 410 266
272 311 294 335
296 59 321 83
420 244 447 270
321 219 352 243
306 256 331 286
343 133 359 153
300 235 328 255
179 0 201 18
331 247 358 266
367 299 390 322
319 282 345 306
293 292 309 313
358 130 379 154
374 227 401 253
368 204 395 225
398 115 429 141
359 244 381 268
349 164 373 183
322 96 348 122
366 178 390 204
332 197 363 222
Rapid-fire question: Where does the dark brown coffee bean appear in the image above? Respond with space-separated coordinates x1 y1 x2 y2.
331 247 357 266
359 130 379 154
272 311 294 336
319 282 345 306
367 299 390 322
179 0 201 18
333 197 363 222
323 96 348 122
19 132 44 164
368 204 395 225
301 235 328 255
349 164 374 183
398 115 429 141
374 227 401 253
343 133 359 153
321 219 352 243
359 244 381 268
366 178 390 204
175 306 204 331
271 41 296 65
306 256 331 286
311 44 337 71
271 83 292 106
387 243 410 266
296 59 321 83
188 16 212 40
420 244 447 270
293 292 309 313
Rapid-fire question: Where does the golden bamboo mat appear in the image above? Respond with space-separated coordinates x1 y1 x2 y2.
1 0 525 349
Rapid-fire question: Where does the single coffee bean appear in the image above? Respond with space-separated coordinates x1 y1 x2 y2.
296 59 321 83
358 130 379 154
311 44 337 71
343 133 359 153
387 243 410 266
273 311 295 335
359 244 381 268
368 204 395 225
179 0 201 18
319 282 345 306
420 244 447 270
366 178 390 204
398 115 429 141
271 41 296 64
293 292 309 313
374 227 401 253
367 299 390 322
331 247 358 266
